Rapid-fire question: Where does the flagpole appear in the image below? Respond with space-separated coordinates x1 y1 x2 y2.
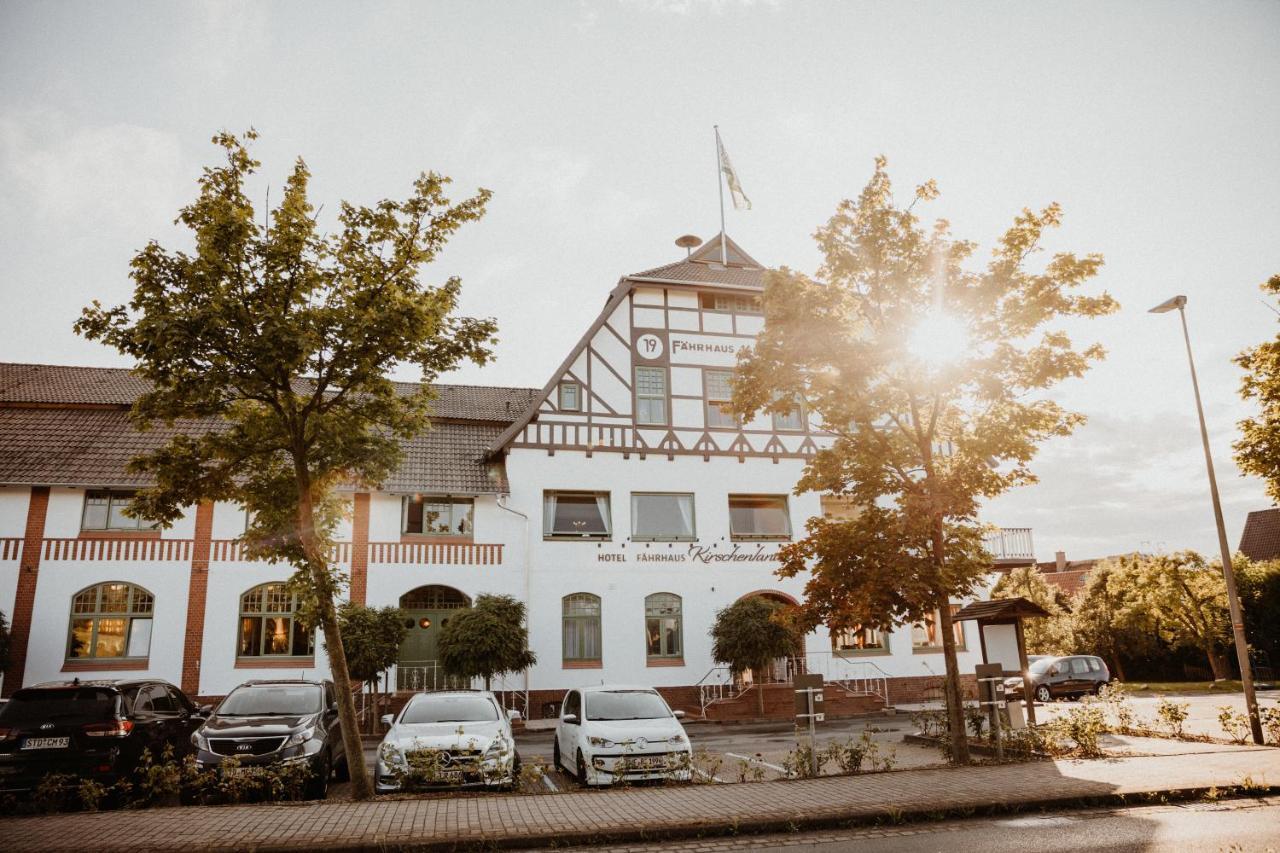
714 125 727 264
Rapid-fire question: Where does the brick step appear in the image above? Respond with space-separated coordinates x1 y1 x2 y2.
703 682 885 722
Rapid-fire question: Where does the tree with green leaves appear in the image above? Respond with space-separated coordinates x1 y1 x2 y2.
438 594 537 691
991 566 1074 655
1069 557 1154 682
74 130 496 799
338 603 407 730
1237 557 1280 666
734 157 1117 763
1234 274 1280 499
709 596 801 716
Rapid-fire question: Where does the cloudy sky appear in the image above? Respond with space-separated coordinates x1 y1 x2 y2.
2 1 1278 561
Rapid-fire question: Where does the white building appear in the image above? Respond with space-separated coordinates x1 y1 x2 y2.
0 235 1035 718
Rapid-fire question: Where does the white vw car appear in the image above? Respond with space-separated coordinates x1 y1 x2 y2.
376 690 520 793
553 685 692 786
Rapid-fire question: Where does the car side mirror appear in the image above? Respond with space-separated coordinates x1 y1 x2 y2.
380 714 394 727
197 704 214 716
673 710 686 719
507 709 523 722
562 713 579 725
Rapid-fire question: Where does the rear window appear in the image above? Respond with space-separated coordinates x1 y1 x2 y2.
217 684 322 716
401 695 498 724
0 688 119 724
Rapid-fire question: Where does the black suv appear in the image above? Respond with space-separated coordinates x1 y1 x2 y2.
0 679 207 792
191 679 347 799
1005 655 1112 702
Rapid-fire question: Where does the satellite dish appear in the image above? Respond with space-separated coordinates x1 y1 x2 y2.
675 234 703 257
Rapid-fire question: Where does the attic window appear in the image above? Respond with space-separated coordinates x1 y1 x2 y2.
699 293 761 314
559 382 581 411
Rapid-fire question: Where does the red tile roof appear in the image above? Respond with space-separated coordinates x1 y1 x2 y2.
1239 508 1280 561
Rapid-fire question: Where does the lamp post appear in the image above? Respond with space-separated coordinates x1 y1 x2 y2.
1149 294 1264 744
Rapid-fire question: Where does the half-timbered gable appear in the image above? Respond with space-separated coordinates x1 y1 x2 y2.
492 234 829 461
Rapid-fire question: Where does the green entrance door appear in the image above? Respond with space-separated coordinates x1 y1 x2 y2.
397 585 470 691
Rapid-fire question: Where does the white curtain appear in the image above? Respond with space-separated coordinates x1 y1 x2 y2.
675 495 694 538
543 493 557 535
594 494 611 534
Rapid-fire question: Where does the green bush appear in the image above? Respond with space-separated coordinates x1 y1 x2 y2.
1046 703 1108 758
1217 706 1252 744
1156 698 1190 738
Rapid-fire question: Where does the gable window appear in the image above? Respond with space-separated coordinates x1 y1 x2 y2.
631 493 695 541
705 369 738 428
68 582 154 660
771 395 804 431
559 382 581 411
634 367 668 425
832 625 887 655
403 495 474 536
562 593 602 664
645 593 683 660
81 490 159 532
912 604 966 650
728 494 791 541
544 491 611 539
238 583 314 658
699 293 761 314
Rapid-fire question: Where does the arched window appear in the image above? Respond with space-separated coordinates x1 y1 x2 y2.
68 582 154 660
645 593 683 660
562 593 602 664
238 583 314 658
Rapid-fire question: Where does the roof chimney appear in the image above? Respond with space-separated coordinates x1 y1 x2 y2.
1055 550 1066 572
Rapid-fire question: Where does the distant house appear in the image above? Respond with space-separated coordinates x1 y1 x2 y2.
1034 552 1099 598
1239 508 1280 562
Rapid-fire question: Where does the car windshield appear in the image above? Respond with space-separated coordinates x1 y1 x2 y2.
0 688 118 724
1029 658 1059 674
585 690 671 721
401 695 498 724
217 684 322 716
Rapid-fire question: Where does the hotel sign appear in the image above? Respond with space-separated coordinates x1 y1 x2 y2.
667 333 748 367
596 543 783 564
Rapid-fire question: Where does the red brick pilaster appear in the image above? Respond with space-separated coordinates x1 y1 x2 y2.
4 487 50 697
349 493 370 605
180 501 215 696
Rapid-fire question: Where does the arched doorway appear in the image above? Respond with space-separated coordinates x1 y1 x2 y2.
735 590 803 685
396 585 471 690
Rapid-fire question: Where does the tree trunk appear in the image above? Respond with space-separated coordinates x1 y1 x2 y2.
755 677 765 717
931 516 970 765
296 465 374 800
1205 644 1230 681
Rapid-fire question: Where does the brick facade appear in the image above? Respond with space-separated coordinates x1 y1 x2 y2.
3 487 49 697
180 501 215 696
349 492 370 605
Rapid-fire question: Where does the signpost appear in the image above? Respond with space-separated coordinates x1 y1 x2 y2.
794 673 824 776
975 662 1006 760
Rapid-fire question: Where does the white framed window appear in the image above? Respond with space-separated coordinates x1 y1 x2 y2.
81 490 159 532
238 583 314 658
912 604 966 650
832 625 888 654
631 493 695 541
544 491 611 539
562 593 602 663
67 582 154 660
634 367 667 425
771 395 804 431
645 593 683 659
700 293 762 314
728 494 791 541
705 369 737 428
559 382 581 411
402 495 474 536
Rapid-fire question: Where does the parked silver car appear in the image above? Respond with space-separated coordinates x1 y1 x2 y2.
376 691 520 793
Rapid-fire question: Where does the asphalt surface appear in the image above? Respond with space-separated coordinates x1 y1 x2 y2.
563 796 1280 853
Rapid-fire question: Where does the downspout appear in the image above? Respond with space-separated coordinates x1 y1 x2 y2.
497 494 532 710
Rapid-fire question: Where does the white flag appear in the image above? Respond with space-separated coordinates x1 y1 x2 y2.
717 132 752 211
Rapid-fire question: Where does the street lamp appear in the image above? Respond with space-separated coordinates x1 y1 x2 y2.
1149 294 1264 744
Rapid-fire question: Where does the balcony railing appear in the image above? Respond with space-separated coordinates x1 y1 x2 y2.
984 527 1035 563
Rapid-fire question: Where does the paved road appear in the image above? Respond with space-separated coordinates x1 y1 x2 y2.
567 796 1280 853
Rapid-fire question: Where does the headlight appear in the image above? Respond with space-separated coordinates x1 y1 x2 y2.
191 730 210 751
484 738 508 758
587 736 615 748
668 733 687 745
284 724 316 748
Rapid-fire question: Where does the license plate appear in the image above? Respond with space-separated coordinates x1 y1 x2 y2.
22 737 69 750
438 769 464 783
628 756 665 770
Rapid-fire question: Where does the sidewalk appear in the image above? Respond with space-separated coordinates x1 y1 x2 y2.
3 747 1278 852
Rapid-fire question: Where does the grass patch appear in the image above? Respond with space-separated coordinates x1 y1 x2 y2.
1123 681 1244 694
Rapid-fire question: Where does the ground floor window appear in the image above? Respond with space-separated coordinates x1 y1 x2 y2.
562 593 602 663
832 625 887 654
645 593 683 659
238 583 314 658
68 582 154 659
912 604 966 650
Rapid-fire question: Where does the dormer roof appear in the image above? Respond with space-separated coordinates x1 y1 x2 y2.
625 233 764 290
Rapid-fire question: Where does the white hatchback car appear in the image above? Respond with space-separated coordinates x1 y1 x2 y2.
553 685 692 786
376 690 520 793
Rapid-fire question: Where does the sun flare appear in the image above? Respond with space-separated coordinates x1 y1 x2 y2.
908 311 971 366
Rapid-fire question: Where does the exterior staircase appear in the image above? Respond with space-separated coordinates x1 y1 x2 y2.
696 653 891 721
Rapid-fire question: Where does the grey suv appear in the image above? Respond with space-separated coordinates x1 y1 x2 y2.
1005 655 1111 702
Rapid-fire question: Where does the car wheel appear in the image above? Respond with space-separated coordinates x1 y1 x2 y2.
1034 685 1052 703
576 749 590 788
333 753 350 783
306 752 332 800
553 739 561 773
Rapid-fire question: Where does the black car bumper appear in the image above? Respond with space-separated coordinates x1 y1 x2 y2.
0 747 126 793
